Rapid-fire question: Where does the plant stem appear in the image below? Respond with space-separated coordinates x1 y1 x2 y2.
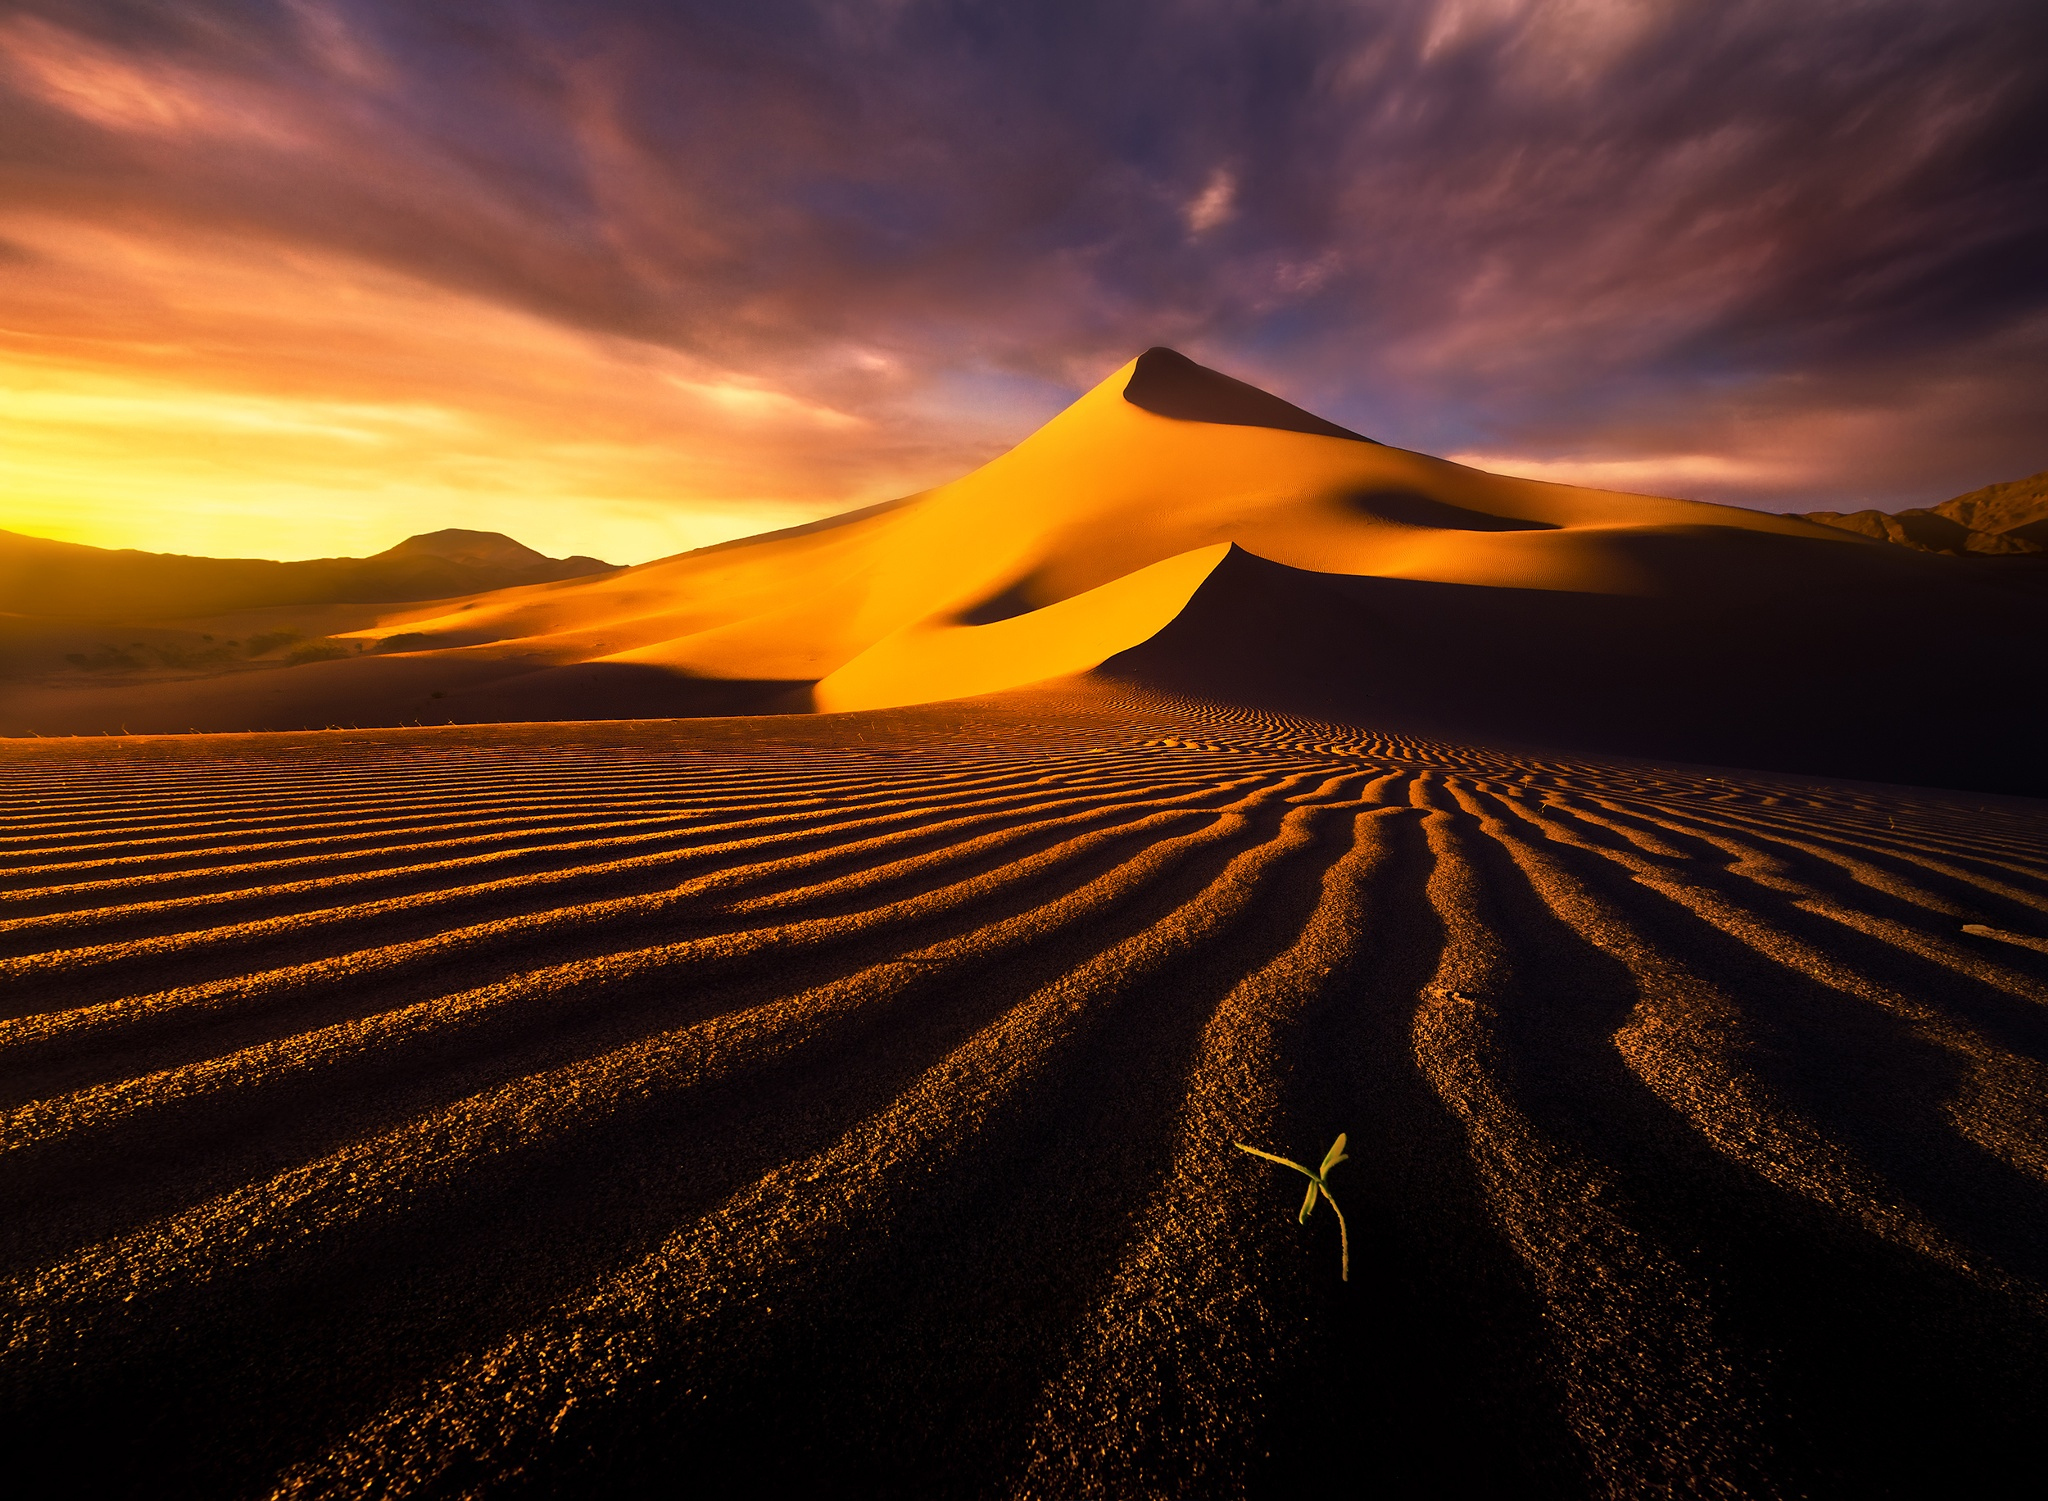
1322 1185 1349 1281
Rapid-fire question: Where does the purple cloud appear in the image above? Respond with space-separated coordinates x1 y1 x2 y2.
3 0 2043 528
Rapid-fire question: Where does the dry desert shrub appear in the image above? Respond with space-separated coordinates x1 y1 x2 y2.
286 641 352 666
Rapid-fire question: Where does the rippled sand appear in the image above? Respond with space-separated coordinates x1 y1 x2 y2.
5 689 2047 1497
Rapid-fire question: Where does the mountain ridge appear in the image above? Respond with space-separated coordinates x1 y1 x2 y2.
5 349 2044 794
0 527 618 619
1797 468 2048 556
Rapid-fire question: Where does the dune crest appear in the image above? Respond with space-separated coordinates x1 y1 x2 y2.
814 544 1231 712
5 351 2043 795
1120 345 1375 441
5 356 2046 1496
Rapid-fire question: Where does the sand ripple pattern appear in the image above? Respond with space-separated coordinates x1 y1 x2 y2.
3 691 2047 1498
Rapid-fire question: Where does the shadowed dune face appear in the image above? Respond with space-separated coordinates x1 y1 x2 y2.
1339 488 1558 531
3 688 2047 1496
1121 346 1376 442
5 350 2041 797
1099 543 2048 797
0 352 1859 721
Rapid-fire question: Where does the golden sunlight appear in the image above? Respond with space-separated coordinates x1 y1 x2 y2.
0 215 919 562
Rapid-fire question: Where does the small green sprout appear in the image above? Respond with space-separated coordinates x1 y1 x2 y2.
1236 1133 1351 1280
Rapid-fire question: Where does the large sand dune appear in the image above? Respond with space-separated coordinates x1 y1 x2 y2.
4 687 2047 1496
11 350 2043 795
6 351 2047 1494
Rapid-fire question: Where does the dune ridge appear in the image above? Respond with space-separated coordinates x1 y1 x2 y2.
9 351 2041 801
4 687 2047 1496
6 346 2046 1493
27 348 2048 802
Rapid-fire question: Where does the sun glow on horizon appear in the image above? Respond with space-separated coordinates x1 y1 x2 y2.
3 3 2041 566
0 217 985 564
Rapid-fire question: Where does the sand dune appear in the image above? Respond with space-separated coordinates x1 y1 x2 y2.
16 348 2042 799
6 349 2047 1493
4 686 2047 1496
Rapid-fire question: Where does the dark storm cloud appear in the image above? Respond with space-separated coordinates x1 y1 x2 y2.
5 0 2045 508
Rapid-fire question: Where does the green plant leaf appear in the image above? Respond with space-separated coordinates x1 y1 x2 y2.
1240 1136 1352 1280
1236 1142 1311 1176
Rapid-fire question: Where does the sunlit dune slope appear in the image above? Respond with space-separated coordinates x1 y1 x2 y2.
6 349 2044 793
4 690 2047 1496
327 345 1845 700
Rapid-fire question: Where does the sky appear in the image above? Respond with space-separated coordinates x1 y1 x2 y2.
3 0 2045 565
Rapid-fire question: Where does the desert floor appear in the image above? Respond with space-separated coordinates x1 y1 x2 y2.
5 686 2048 1497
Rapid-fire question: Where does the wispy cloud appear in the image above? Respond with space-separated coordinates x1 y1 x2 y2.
1185 168 1237 235
1 0 2042 559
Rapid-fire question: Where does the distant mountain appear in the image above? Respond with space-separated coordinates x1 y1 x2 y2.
1798 470 2048 556
16 348 2046 796
0 528 618 619
378 529 567 570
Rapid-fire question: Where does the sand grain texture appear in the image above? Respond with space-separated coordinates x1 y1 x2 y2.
3 690 2047 1497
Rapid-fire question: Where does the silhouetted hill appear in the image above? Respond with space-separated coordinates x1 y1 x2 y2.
1798 469 2048 555
12 349 2046 797
0 528 619 619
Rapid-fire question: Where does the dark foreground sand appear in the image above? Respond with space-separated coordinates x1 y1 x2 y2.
4 687 2048 1498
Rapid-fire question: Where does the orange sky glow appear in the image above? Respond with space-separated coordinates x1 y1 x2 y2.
3 4 2043 564
0 214 1004 564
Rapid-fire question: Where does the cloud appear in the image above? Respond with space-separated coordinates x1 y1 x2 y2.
0 0 2043 558
1446 452 1798 499
1185 168 1237 235
0 215 993 562
0 14 305 144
